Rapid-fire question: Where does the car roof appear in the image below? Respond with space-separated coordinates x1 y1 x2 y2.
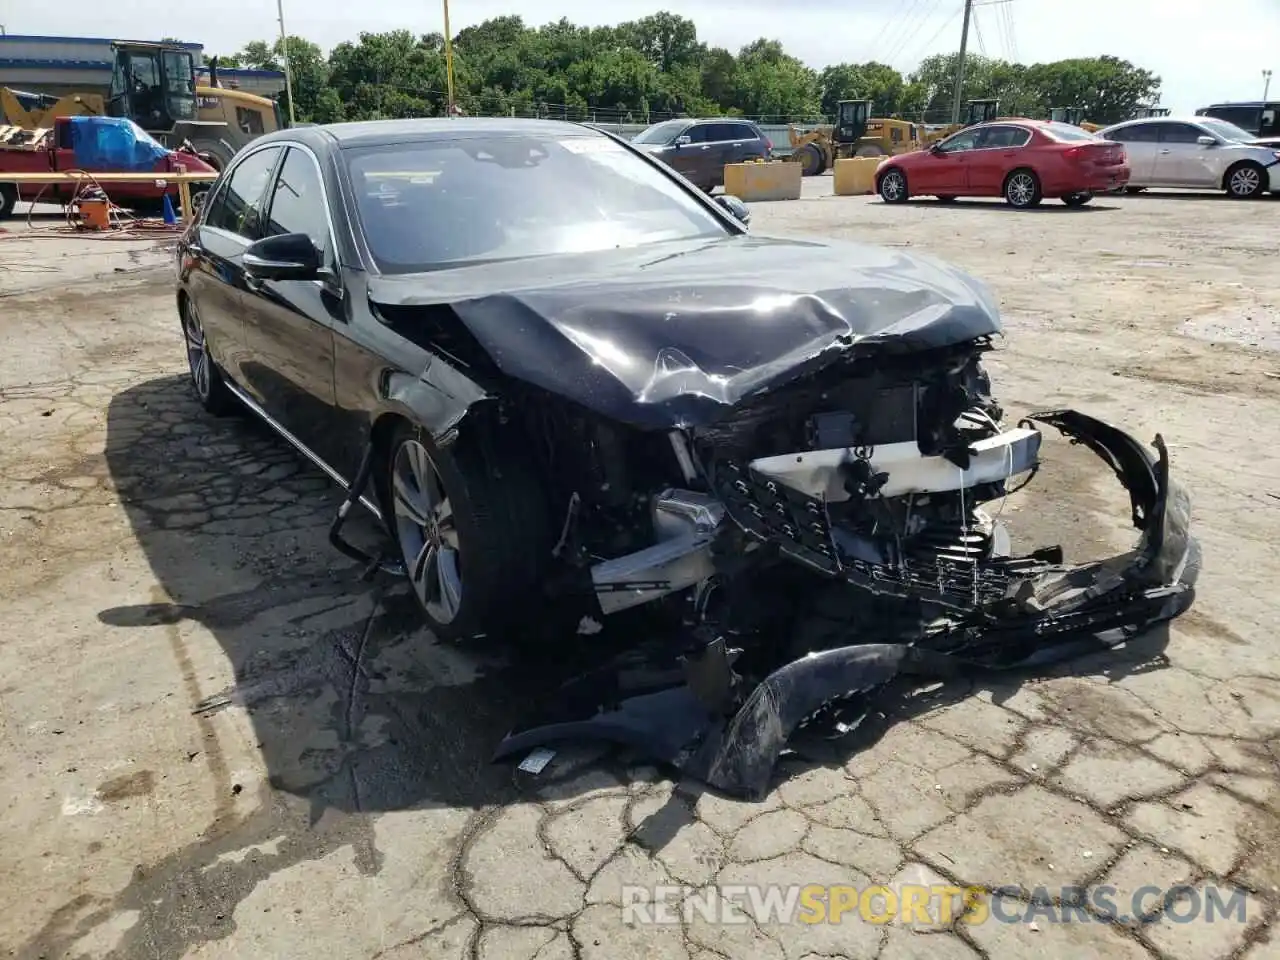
272 117 605 149
1103 115 1210 127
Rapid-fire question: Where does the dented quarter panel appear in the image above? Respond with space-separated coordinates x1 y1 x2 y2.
366 233 1003 429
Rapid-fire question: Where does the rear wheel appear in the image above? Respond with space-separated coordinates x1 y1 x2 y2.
190 138 234 173
797 143 825 177
1224 161 1266 199
180 297 235 416
0 183 17 219
385 420 553 642
1062 192 1093 207
1003 168 1042 208
879 168 908 203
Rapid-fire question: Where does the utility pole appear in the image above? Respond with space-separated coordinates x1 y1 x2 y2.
276 0 296 125
950 0 974 124
1264 70 1273 101
442 0 457 115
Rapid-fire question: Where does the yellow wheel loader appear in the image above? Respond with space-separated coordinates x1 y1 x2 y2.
0 42 282 171
1049 107 1101 132
920 98 1002 145
786 100 923 176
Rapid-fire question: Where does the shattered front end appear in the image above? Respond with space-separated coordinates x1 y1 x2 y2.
496 338 1199 799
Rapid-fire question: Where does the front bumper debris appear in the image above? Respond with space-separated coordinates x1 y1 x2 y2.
494 409 1200 800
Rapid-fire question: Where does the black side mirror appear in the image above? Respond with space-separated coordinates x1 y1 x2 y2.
716 194 750 225
930 142 945 154
243 232 320 281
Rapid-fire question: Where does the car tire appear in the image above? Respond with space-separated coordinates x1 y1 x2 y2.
1062 192 1093 207
384 419 553 642
180 297 236 416
1003 168 1042 208
1124 186 1146 195
1224 161 1266 199
0 183 16 219
879 168 908 203
797 143 825 177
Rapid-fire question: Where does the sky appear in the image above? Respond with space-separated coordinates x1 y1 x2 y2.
2 0 1276 113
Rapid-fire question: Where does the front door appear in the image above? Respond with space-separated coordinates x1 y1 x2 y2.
1162 122 1220 187
238 145 343 465
915 128 980 194
188 144 283 386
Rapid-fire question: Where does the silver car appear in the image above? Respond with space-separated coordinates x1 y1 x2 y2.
1097 116 1280 198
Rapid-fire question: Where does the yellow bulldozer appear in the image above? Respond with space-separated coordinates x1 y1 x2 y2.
1049 106 1101 132
786 100 924 176
0 42 283 170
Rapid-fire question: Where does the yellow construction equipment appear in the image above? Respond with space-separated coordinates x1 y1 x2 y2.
0 42 282 170
921 98 1002 145
1049 107 1101 132
786 100 924 176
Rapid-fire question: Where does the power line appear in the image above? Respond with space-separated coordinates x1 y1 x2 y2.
880 0 930 65
973 9 987 56
888 0 946 67
904 7 961 68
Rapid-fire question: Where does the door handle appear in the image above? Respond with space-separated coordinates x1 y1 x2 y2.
1159 149 1171 154
1002 151 1017 157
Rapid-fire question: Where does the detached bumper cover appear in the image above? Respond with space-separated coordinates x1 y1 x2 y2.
495 410 1200 799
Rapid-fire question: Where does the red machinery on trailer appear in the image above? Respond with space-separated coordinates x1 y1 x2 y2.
0 115 217 219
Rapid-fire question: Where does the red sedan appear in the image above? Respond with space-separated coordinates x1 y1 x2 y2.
875 119 1129 208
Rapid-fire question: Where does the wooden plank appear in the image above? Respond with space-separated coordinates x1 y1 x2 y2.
0 171 219 183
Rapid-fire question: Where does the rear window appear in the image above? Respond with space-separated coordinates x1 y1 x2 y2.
1042 122 1099 142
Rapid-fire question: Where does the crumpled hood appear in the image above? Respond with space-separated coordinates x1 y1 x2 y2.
367 233 1002 429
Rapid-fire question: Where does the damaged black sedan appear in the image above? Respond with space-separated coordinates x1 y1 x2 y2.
176 117 1199 799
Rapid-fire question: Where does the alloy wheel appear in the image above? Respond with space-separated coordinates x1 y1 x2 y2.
881 171 905 201
1007 172 1036 206
182 302 211 400
1229 166 1261 197
392 439 463 625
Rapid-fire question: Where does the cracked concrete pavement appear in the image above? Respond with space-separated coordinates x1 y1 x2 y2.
1 188 1279 960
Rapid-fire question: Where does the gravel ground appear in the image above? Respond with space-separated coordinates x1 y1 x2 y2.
1 187 1278 960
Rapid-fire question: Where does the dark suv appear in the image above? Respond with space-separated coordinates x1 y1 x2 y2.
631 118 773 191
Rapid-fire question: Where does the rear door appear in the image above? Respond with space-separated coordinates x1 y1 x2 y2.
187 144 283 385
1107 123 1158 183
966 124 1032 194
238 144 344 464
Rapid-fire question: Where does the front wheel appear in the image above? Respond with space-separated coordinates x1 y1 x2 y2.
1225 162 1266 199
797 143 826 177
1004 169 1042 208
1062 192 1093 207
385 421 552 642
879 168 908 203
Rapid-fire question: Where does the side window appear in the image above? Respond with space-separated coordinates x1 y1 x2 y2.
940 129 981 152
204 145 282 240
684 124 710 144
978 125 1031 148
1159 123 1203 144
263 147 330 258
707 123 739 142
235 106 265 136
1117 124 1157 143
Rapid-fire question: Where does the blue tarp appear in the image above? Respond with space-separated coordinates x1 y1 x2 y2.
68 116 169 171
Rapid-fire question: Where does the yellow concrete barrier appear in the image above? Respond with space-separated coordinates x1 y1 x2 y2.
833 157 883 196
722 161 802 202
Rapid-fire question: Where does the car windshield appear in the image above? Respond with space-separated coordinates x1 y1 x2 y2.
632 120 688 144
1198 118 1255 142
344 133 730 274
1043 122 1098 141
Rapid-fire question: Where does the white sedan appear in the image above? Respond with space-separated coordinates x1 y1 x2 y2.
1097 115 1280 198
